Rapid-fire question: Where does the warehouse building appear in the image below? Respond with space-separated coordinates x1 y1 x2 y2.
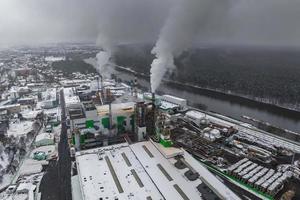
72 141 240 200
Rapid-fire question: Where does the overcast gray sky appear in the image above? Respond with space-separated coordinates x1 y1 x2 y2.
1 0 300 46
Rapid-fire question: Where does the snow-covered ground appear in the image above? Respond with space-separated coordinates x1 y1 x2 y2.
0 150 13 190
0 118 42 191
0 149 10 171
6 120 34 137
0 172 44 200
21 110 42 120
17 145 56 178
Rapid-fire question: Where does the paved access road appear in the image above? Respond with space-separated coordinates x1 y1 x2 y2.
40 89 71 200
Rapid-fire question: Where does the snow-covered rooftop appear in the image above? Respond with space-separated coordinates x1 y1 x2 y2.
7 120 34 137
96 102 135 116
162 94 186 102
75 143 163 200
186 110 206 120
63 87 80 107
42 88 57 101
35 132 54 143
18 145 56 176
160 101 179 110
21 110 42 119
74 141 240 200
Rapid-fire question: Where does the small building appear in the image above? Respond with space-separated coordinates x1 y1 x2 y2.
21 110 43 120
45 124 53 133
161 94 187 108
0 104 21 114
17 97 35 105
16 183 36 194
60 79 91 87
7 120 34 137
64 87 81 108
35 133 54 147
41 88 58 109
185 110 206 126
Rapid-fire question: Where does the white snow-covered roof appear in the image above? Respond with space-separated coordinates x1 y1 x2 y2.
71 175 83 200
131 141 241 200
160 101 179 110
45 56 65 62
186 110 206 120
19 160 44 176
42 88 57 101
162 94 186 101
161 95 187 107
64 87 80 106
16 183 36 193
60 79 90 86
0 104 21 110
43 107 61 118
35 133 54 143
7 121 33 137
182 149 241 200
18 145 55 176
75 143 164 200
21 110 42 119
75 141 240 200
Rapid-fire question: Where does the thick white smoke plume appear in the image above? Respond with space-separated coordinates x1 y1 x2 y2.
96 51 111 74
150 0 217 92
92 0 169 78
95 33 114 77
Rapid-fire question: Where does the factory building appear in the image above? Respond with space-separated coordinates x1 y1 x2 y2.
185 110 206 126
70 102 135 150
159 94 187 111
227 159 291 196
72 141 241 200
267 171 292 196
161 95 187 108
96 102 135 134
64 87 136 150
248 168 269 186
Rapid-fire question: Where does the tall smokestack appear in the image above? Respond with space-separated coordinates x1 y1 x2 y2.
96 75 100 92
106 88 113 133
150 0 216 93
152 92 155 108
133 75 138 98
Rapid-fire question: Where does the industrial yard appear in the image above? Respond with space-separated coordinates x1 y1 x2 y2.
1 46 300 200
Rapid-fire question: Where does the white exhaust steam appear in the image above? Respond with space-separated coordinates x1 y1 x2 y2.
95 33 114 77
150 0 215 92
96 51 111 74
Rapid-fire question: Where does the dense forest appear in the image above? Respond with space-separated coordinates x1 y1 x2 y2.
113 44 300 110
52 58 97 75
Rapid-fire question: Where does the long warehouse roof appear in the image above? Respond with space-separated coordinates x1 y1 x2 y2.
74 141 241 200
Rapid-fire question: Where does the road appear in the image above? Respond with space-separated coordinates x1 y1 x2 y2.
40 89 72 200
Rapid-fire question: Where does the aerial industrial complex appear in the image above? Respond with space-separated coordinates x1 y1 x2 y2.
0 46 300 200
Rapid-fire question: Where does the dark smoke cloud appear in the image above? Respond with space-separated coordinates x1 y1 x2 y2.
0 0 170 46
1 0 300 47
